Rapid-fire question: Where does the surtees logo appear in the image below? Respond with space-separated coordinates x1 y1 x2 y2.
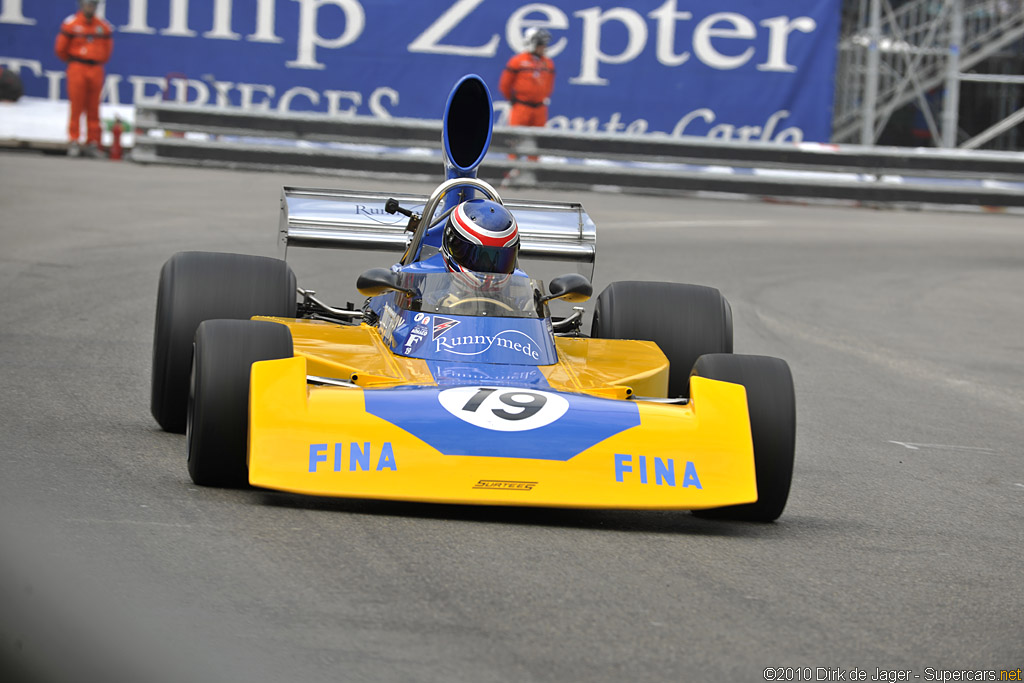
473 480 537 491
435 330 542 360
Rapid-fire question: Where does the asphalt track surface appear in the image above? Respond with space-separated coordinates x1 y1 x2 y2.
0 152 1021 683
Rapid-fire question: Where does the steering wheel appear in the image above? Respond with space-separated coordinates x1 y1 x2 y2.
446 296 516 313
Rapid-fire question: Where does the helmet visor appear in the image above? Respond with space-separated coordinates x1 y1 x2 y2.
447 238 518 274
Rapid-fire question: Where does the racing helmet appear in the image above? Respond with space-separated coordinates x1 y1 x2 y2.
525 28 551 48
441 199 519 276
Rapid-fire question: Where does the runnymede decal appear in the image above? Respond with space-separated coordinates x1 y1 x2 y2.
427 361 550 388
392 313 558 366
435 330 543 361
438 386 569 432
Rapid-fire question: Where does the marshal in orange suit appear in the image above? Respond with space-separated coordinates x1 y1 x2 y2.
499 28 556 139
55 0 114 157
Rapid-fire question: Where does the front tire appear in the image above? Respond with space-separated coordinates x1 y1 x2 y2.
187 319 293 487
591 281 733 398
151 251 297 433
690 354 796 522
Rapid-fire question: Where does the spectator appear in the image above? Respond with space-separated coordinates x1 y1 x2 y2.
499 28 555 162
55 0 113 158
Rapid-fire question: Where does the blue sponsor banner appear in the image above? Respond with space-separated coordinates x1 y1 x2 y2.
1 0 840 141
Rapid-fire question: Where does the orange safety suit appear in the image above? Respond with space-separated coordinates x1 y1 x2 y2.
55 11 114 146
500 52 555 129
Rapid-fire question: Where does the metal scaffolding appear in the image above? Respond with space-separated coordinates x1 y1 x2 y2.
833 0 1024 149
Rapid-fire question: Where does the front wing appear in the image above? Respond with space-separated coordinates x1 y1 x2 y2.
247 357 758 510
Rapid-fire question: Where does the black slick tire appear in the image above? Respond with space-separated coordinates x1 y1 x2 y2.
187 319 293 488
591 281 733 398
689 354 796 522
151 251 297 433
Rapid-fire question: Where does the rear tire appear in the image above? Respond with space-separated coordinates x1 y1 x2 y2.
591 281 733 398
689 354 796 522
151 251 297 433
187 320 293 488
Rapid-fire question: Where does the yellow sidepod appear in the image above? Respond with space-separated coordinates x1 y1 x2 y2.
256 317 434 387
547 337 669 398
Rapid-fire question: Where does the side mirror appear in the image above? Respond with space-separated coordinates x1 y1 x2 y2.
541 273 592 304
356 268 414 297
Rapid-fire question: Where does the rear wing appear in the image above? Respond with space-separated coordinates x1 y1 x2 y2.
279 187 597 281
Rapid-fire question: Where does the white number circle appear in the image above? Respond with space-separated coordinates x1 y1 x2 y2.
438 386 569 432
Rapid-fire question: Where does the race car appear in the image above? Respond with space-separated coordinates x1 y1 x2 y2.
150 75 795 522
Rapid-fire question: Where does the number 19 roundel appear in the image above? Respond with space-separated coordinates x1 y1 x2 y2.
437 386 570 432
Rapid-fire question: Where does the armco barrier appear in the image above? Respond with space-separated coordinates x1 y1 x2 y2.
132 104 1024 208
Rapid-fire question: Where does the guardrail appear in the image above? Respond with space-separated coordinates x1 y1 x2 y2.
132 104 1024 208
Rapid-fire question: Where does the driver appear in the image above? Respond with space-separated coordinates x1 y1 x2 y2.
406 198 527 313
440 198 520 284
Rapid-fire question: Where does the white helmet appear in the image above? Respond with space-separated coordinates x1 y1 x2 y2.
524 28 551 48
